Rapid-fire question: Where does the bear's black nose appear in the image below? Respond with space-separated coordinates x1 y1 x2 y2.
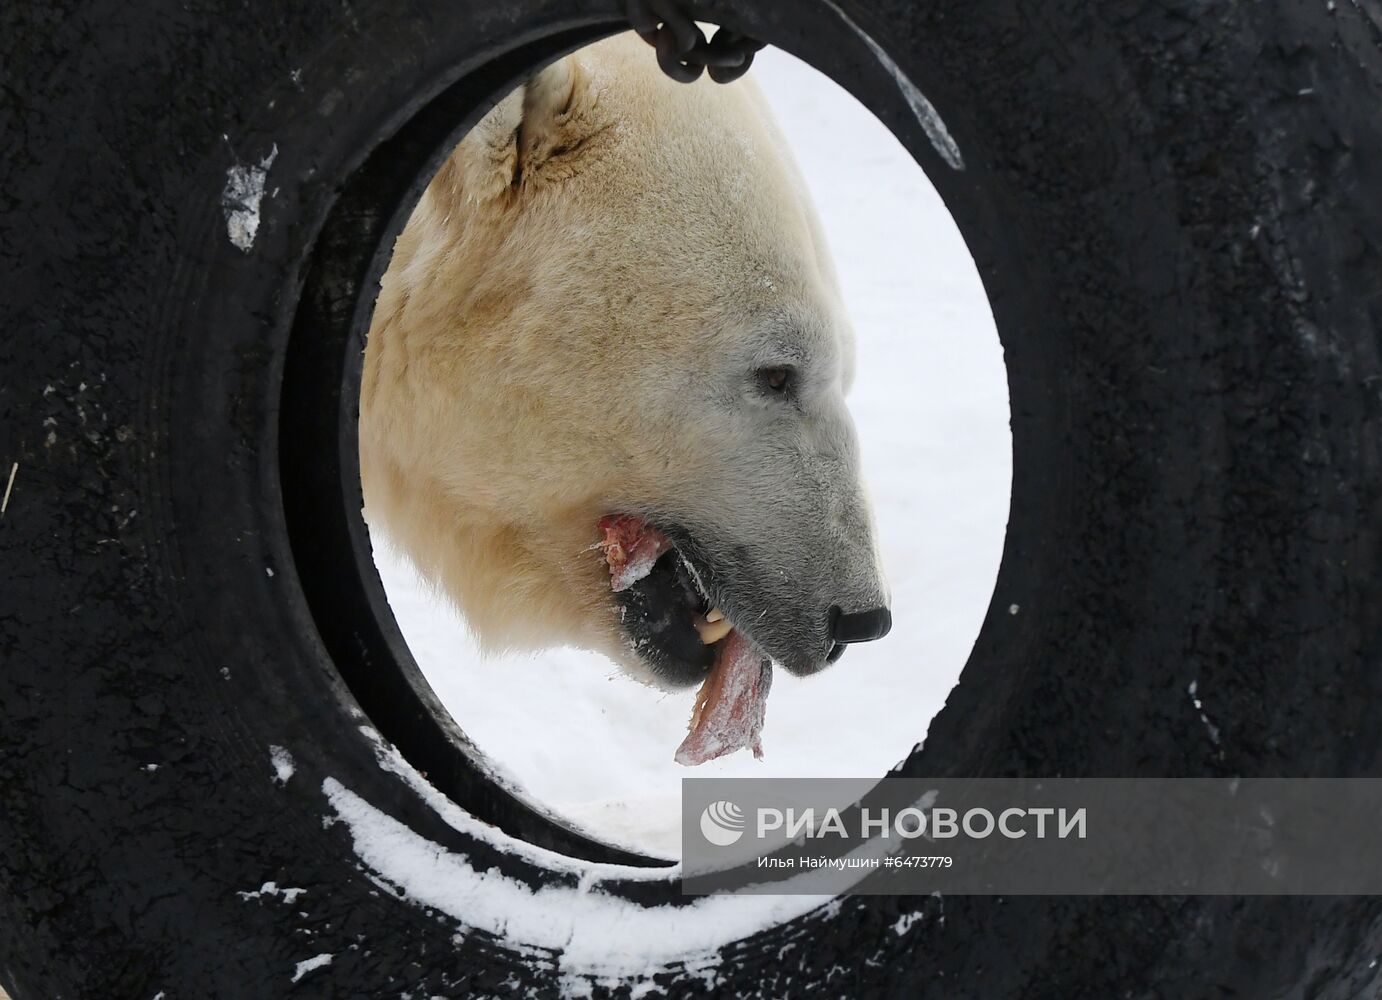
828 605 893 644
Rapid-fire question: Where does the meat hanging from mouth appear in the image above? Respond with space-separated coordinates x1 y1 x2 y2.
597 514 773 765
674 629 772 765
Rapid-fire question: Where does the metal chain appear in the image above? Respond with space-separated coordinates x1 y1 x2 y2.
623 0 766 84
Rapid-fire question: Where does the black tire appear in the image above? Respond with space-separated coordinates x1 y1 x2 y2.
3 0 1381 996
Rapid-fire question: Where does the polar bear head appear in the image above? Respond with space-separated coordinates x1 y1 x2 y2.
361 33 890 688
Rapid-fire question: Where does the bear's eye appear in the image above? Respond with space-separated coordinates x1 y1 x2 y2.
756 366 794 397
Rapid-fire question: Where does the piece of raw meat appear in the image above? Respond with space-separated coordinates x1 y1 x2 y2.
674 629 772 766
597 514 671 592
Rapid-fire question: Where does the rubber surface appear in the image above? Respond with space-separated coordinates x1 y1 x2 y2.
2 0 1381 996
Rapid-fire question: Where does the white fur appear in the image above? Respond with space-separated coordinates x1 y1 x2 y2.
361 33 887 683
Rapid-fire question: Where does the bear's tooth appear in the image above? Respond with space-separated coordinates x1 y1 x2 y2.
705 608 724 623
695 616 733 644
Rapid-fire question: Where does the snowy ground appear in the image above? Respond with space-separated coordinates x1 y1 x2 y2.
372 47 1010 860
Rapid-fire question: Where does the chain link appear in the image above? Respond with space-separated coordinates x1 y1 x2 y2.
623 0 766 84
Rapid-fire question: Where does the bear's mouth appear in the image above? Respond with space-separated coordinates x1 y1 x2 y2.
597 514 725 688
598 514 777 765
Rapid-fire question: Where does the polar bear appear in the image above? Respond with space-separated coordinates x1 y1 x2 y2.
360 32 890 697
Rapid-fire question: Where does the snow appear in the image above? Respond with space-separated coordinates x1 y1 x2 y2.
371 47 1009 860
1 461 18 516
237 881 307 905
893 910 924 937
324 778 831 984
290 953 333 984
222 144 277 251
1187 680 1223 748
820 0 964 170
268 744 296 784
322 766 903 987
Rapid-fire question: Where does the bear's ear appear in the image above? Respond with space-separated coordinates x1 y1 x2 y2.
436 56 589 202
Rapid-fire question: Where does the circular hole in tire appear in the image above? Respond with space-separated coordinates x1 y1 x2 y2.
357 37 1010 859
